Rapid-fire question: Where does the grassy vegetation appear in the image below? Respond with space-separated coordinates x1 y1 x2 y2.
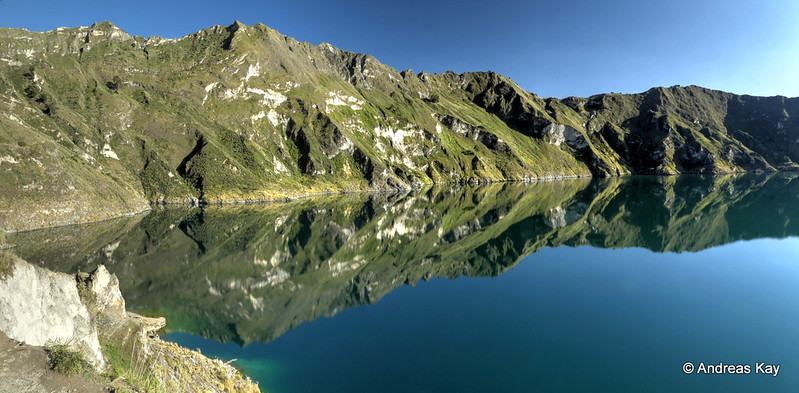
46 342 92 377
0 21 797 233
91 307 260 392
104 341 166 393
0 249 13 280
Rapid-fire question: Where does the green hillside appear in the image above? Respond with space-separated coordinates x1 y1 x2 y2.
1 21 797 231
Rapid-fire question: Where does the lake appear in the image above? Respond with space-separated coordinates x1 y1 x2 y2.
11 174 799 392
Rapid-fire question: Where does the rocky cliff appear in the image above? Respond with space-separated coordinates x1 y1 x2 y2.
0 252 260 393
0 252 106 369
1 21 797 231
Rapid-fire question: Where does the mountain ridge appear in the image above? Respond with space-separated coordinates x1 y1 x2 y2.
1 21 797 232
32 21 799 100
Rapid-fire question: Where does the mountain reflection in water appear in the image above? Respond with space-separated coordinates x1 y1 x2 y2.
11 174 799 345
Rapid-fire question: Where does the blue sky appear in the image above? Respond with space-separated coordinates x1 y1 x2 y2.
1 0 797 98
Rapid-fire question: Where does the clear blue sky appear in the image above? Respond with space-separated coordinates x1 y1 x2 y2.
1 0 797 98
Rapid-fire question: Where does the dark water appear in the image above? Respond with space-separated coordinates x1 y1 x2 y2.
11 174 799 392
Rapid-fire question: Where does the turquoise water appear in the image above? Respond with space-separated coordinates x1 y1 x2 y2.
13 174 799 392
166 239 799 392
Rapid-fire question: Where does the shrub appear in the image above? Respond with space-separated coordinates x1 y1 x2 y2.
47 343 90 376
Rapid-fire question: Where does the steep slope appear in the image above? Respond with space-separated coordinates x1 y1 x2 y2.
1 21 797 231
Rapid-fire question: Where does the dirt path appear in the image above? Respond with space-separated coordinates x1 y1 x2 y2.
0 332 111 393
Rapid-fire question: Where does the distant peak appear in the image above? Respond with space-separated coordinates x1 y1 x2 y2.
228 20 248 32
84 21 132 42
90 21 119 30
318 42 341 53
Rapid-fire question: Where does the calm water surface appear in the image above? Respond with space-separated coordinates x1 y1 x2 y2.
167 240 799 393
12 174 799 392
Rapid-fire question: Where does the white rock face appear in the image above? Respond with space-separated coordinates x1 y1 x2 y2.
202 82 220 105
252 268 290 288
328 255 367 277
0 256 105 370
101 143 119 160
243 62 260 81
88 265 126 319
544 123 588 149
325 91 363 111
89 26 132 42
266 109 287 128
5 114 24 126
246 87 287 107
0 155 19 169
273 156 288 173
548 206 567 229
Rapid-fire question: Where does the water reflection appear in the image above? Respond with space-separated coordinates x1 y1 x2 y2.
10 174 799 345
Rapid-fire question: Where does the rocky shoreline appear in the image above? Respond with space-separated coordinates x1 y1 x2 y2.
1 175 595 234
0 250 260 393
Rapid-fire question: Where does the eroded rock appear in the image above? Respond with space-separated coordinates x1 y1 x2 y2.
0 254 105 370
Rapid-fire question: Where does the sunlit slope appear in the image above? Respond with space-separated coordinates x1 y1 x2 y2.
1 21 797 230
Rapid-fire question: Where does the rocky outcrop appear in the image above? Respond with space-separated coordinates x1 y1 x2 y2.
543 123 587 149
0 253 105 370
0 252 260 392
437 115 511 152
79 264 126 318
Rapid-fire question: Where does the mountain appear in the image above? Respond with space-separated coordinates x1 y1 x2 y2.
1 21 798 231
11 174 799 345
